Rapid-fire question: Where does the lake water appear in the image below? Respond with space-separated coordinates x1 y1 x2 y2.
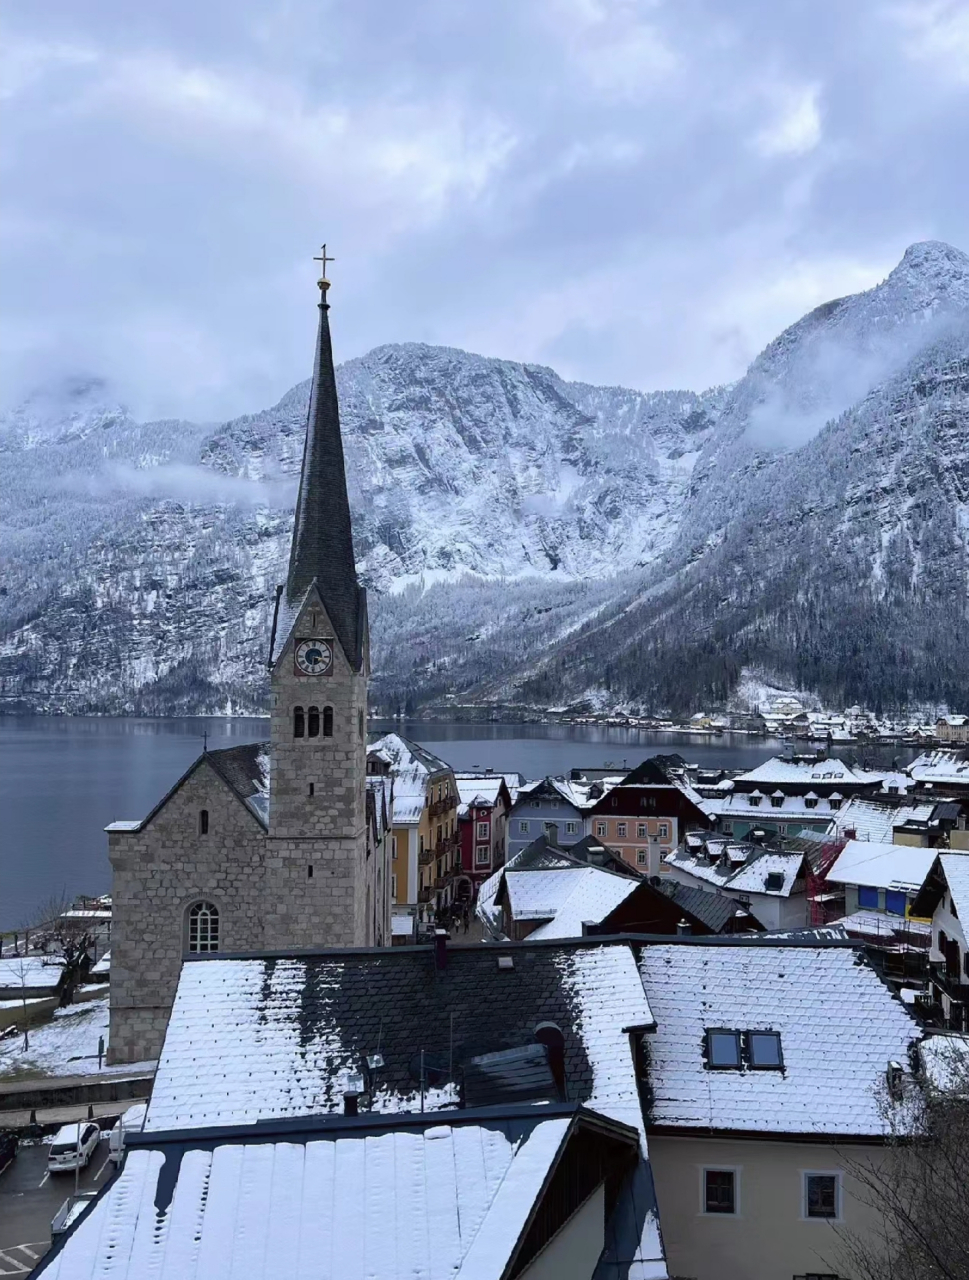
0 716 921 930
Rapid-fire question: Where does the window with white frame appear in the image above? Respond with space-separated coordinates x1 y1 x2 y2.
476 821 489 839
565 821 577 834
187 901 219 954
475 845 490 866
596 822 607 837
636 849 648 866
804 1172 841 1220
519 820 529 833
616 822 627 837
391 874 397 899
658 823 669 839
637 823 648 838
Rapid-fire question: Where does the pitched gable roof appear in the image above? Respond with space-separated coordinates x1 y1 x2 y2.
638 941 918 1137
105 742 270 834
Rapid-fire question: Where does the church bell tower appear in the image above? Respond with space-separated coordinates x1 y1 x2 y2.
266 252 372 942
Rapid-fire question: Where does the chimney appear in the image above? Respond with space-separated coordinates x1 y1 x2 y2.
434 928 449 971
676 919 691 936
546 823 559 847
844 827 856 840
581 920 597 937
343 1072 364 1116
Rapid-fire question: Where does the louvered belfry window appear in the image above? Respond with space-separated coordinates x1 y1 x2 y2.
188 901 220 953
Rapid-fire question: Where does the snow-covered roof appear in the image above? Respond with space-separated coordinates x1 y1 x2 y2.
735 757 879 786
826 840 938 893
369 732 452 780
515 774 623 812
144 942 654 1135
0 956 66 991
838 910 931 941
663 844 805 898
828 796 939 843
504 867 639 940
391 794 425 825
38 1114 580 1280
939 853 969 922
720 852 804 898
919 1032 969 1092
907 751 969 785
453 775 505 807
711 792 840 822
90 951 110 976
638 942 919 1136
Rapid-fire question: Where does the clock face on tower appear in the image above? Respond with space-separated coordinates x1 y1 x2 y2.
294 638 334 676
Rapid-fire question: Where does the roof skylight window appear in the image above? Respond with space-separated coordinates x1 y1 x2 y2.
747 1031 783 1069
705 1028 784 1070
706 1029 742 1068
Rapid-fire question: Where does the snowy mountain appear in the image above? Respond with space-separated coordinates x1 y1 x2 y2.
2 241 968 715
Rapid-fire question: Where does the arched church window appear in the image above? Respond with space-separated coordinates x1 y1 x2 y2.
358 709 364 740
294 706 305 738
307 706 320 738
187 901 220 954
323 706 334 738
199 809 209 835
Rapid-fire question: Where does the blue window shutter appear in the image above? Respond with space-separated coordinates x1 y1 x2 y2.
885 890 907 917
858 885 880 909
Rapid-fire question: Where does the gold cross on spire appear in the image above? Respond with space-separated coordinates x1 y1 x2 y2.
314 244 335 286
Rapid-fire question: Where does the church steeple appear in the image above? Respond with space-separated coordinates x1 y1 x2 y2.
283 254 366 671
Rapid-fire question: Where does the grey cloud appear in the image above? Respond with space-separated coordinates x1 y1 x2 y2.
2 0 968 420
57 462 295 507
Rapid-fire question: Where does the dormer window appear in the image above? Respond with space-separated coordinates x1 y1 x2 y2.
765 871 785 891
804 792 818 809
828 793 843 810
770 792 784 809
748 792 762 807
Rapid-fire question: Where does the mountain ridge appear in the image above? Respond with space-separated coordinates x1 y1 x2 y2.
2 241 967 716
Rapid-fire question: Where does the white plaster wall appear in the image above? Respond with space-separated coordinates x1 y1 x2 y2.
649 1133 892 1280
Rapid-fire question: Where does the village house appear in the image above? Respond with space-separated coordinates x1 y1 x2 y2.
40 933 924 1280
474 832 641 940
586 758 713 877
588 878 762 937
104 272 390 1064
912 852 969 1031
935 713 969 743
453 771 513 893
640 938 919 1280
494 863 640 941
662 833 816 931
507 776 615 860
907 749 969 798
368 733 459 922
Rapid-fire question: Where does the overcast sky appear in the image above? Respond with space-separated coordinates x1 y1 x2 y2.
4 0 969 421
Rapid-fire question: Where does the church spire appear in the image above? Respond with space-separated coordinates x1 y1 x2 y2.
284 252 365 670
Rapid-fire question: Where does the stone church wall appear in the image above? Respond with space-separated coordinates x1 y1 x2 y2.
107 761 266 1064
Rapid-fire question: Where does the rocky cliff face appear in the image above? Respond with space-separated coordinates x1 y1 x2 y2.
2 242 968 715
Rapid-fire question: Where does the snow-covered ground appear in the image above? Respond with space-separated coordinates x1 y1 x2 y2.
0 994 154 1080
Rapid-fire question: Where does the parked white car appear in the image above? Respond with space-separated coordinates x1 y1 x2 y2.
47 1122 101 1173
108 1102 148 1164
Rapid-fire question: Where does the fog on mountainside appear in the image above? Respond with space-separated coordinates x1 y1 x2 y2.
1 242 968 717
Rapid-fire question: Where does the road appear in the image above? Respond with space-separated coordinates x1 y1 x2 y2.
0 1136 115 1275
